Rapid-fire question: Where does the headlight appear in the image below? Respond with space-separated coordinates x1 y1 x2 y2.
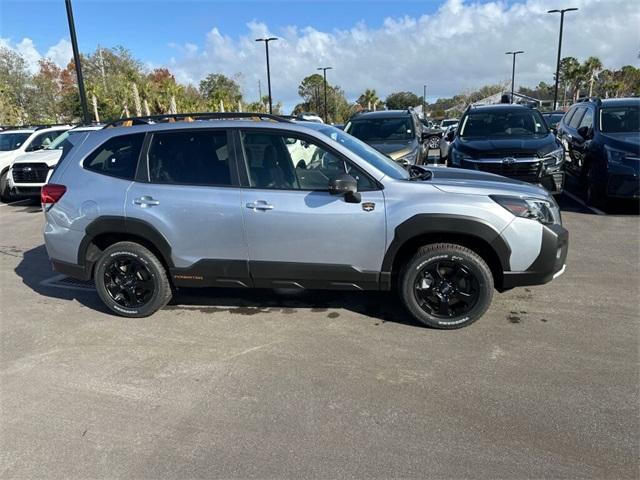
542 147 564 167
450 149 471 167
490 195 561 225
396 149 418 165
605 145 638 165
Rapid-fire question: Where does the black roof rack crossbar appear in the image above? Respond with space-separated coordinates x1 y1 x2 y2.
103 112 292 128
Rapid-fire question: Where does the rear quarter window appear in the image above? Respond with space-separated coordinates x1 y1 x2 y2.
83 133 144 180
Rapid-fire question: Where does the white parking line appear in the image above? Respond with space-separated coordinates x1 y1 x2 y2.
0 199 31 207
562 190 605 215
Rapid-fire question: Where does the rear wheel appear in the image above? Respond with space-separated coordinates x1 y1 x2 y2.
399 243 494 329
94 241 172 318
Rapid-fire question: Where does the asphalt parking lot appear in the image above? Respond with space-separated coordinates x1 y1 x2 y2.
1 187 638 479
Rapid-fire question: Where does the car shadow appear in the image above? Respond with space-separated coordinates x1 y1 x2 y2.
15 244 420 327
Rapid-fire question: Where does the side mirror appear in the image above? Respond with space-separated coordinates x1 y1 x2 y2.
577 126 591 139
445 131 455 142
328 173 361 203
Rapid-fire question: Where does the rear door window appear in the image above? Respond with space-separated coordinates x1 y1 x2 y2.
83 133 144 180
147 130 234 186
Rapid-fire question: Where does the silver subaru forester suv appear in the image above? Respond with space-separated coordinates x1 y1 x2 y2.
42 113 568 329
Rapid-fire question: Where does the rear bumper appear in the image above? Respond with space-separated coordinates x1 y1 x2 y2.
502 223 569 289
51 259 92 281
11 186 41 197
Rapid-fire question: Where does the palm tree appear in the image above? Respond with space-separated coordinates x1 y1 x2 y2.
357 89 381 110
583 56 603 97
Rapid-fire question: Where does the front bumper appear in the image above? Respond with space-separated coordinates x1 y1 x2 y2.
502 223 569 289
460 158 565 193
607 174 639 199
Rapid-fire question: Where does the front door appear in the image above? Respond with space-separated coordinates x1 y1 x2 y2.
238 129 386 290
125 128 249 287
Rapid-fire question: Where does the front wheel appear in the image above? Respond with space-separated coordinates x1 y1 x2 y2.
399 243 494 329
94 241 172 317
585 163 607 209
0 171 13 203
427 135 440 150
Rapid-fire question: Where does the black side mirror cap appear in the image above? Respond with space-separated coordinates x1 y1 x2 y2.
577 126 592 139
328 173 360 203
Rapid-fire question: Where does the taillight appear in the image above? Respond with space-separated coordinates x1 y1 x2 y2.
41 184 67 205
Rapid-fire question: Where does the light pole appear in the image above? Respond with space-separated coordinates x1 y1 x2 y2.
423 84 427 120
64 0 90 124
255 37 278 114
548 8 578 110
317 67 332 123
505 51 524 103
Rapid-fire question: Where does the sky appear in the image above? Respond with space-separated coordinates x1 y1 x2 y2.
1 0 638 112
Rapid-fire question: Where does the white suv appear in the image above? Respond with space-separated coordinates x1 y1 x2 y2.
0 125 70 201
8 125 101 198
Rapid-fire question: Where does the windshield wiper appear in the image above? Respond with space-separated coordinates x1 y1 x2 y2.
408 165 433 181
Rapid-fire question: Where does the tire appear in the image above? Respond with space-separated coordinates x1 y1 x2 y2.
427 135 440 150
0 170 13 203
399 243 494 329
94 241 172 318
585 163 607 209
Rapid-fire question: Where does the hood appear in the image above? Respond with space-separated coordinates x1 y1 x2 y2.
602 132 640 155
456 134 558 157
427 166 549 198
366 139 416 158
12 149 63 167
0 150 18 168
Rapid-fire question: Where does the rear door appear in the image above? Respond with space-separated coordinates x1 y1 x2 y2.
237 129 386 290
126 128 249 287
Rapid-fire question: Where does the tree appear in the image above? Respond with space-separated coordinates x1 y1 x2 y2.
0 47 31 124
385 91 421 110
356 89 383 110
295 73 350 122
583 56 603 97
199 73 242 110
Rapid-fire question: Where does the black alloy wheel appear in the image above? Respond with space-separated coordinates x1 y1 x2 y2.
414 259 480 319
399 243 493 329
103 255 155 308
94 241 172 317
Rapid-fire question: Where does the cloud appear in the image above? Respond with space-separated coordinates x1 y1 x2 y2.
0 37 72 72
45 39 73 68
1 0 638 112
167 0 640 111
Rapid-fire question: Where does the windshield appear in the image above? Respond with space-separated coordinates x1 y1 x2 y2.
46 130 89 150
0 132 31 151
346 117 414 142
459 109 549 137
312 124 410 180
600 106 639 133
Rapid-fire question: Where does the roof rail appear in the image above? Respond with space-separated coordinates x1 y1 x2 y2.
103 112 292 128
0 123 73 131
576 97 601 104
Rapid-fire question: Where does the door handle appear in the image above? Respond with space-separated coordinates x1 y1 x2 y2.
133 196 160 207
246 200 274 211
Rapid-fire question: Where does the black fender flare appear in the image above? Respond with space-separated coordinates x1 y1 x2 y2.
78 216 174 268
380 213 511 275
